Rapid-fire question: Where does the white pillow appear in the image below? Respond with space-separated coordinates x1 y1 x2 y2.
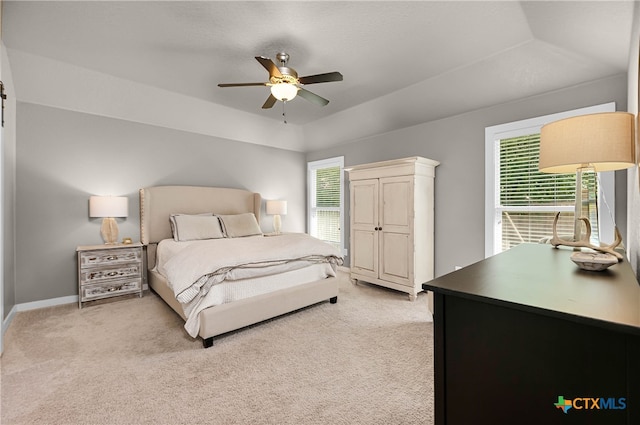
217 213 263 238
169 213 224 241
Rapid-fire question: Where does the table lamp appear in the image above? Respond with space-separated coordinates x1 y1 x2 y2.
539 111 635 266
266 200 287 234
89 196 128 244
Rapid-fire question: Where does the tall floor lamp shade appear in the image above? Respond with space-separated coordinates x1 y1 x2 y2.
89 196 128 244
539 112 635 241
266 200 287 234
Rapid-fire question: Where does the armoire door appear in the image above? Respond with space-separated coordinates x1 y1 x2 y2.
350 179 379 280
378 176 414 285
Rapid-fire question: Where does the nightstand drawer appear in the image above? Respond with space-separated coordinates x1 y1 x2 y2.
81 278 142 301
80 263 142 283
80 248 142 267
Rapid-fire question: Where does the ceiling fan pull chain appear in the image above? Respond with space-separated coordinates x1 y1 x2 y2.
282 101 287 124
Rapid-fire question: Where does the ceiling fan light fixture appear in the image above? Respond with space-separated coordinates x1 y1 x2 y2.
270 83 298 101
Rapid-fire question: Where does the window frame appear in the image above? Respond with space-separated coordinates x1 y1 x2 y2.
307 156 345 255
485 102 616 258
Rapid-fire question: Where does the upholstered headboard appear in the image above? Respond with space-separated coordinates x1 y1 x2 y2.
139 186 261 267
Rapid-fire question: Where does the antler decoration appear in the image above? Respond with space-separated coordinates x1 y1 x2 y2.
549 212 623 261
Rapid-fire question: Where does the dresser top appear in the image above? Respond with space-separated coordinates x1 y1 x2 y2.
77 242 143 251
423 243 640 335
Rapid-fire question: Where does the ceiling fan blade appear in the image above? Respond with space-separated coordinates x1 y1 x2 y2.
218 82 268 87
262 94 277 109
297 88 330 107
299 72 343 85
255 56 283 79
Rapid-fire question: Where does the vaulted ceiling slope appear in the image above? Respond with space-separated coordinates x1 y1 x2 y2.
3 1 636 152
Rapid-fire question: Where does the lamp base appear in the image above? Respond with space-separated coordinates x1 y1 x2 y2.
574 166 599 245
273 214 282 235
100 217 119 244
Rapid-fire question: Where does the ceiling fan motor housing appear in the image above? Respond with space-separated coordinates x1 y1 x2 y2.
270 67 299 85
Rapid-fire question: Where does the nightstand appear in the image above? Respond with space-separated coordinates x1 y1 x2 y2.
77 242 144 308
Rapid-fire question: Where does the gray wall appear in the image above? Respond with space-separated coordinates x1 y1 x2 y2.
2 44 17 324
626 7 640 278
3 100 16 319
10 73 632 305
15 102 306 304
308 74 629 278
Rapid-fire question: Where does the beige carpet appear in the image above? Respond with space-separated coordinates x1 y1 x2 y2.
1 272 434 425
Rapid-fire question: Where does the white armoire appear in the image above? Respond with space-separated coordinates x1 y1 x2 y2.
347 156 439 301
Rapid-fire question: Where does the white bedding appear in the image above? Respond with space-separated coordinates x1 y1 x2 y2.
155 234 343 336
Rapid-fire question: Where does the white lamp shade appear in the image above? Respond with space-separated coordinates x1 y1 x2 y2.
89 196 128 218
539 112 636 173
266 200 287 215
270 83 298 101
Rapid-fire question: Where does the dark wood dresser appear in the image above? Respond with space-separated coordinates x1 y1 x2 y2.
423 243 640 425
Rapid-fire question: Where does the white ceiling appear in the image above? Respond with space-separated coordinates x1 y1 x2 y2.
3 1 637 151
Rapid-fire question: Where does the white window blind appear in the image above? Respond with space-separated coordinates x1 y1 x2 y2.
308 157 344 252
498 133 588 251
485 102 616 257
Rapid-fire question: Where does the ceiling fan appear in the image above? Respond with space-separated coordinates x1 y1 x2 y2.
218 52 343 109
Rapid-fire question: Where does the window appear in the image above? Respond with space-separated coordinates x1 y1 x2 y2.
498 133 584 251
485 103 616 257
308 157 344 253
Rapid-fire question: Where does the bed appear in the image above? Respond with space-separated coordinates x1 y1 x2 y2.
140 185 342 348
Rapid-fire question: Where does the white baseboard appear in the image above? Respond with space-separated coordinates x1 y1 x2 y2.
2 304 17 340
16 295 78 312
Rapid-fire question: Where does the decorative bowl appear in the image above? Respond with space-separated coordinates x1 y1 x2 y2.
570 251 618 271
